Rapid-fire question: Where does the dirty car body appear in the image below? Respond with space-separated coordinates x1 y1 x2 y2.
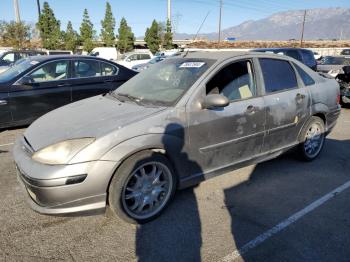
13 51 341 222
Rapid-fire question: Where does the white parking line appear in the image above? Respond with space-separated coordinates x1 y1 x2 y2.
0 142 14 148
221 180 350 262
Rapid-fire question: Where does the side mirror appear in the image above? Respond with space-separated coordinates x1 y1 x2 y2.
202 94 229 109
126 58 131 62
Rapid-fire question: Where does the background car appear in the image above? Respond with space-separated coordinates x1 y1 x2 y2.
340 49 350 55
131 56 166 71
0 55 137 129
117 52 153 68
0 50 46 74
251 48 317 70
317 56 350 74
90 47 118 61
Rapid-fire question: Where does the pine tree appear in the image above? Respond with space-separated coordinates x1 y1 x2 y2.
144 20 161 54
163 19 173 50
37 2 61 49
64 21 78 52
2 21 31 49
100 2 116 46
80 9 95 52
116 17 135 54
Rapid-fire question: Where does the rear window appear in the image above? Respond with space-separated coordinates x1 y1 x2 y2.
300 49 316 66
293 63 315 86
259 58 298 93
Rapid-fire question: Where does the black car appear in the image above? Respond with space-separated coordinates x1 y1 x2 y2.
251 48 317 71
0 55 137 128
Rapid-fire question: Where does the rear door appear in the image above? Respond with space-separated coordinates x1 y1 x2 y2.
259 58 310 152
9 59 72 124
70 59 118 101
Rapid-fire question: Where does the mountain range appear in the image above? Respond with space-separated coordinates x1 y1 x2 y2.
174 7 350 41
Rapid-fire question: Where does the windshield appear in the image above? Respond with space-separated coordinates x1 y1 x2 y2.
113 58 215 106
320 56 350 65
0 58 36 83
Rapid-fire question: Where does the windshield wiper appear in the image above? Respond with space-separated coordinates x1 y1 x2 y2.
115 93 145 105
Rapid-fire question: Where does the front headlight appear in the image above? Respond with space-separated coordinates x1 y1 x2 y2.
32 138 95 165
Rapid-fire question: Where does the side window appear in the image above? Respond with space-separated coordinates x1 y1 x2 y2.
293 63 315 86
259 58 298 93
29 60 69 83
301 50 316 66
206 60 256 101
101 62 118 76
284 50 302 61
128 54 138 61
140 54 150 60
74 60 101 78
18 53 30 59
2 53 15 63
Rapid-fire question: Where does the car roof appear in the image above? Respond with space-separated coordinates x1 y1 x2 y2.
177 50 294 62
252 47 311 52
27 55 113 62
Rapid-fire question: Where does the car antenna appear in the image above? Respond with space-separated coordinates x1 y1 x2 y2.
183 11 210 58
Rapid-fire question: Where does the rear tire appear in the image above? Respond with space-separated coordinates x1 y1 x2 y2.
108 151 176 224
298 116 325 161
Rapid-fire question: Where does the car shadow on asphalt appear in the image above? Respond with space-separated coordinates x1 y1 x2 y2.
224 138 350 261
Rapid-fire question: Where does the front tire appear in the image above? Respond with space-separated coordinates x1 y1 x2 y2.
298 116 325 161
108 151 176 224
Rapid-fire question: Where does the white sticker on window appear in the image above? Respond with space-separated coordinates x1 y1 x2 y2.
179 62 205 68
30 60 39 65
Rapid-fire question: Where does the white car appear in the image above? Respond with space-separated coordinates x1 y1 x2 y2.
90 47 118 61
117 52 153 69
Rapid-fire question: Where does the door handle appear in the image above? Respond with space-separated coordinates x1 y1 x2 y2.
104 79 114 83
57 83 70 87
246 105 256 115
0 100 7 106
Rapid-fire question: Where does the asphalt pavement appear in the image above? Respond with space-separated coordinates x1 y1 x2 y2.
0 108 350 262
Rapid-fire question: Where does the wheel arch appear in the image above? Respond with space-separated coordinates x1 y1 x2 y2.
103 134 189 200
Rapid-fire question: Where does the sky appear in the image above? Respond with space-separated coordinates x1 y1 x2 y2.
1 0 350 37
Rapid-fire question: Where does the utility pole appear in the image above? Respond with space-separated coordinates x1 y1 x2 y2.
300 10 306 48
167 0 171 23
340 28 343 41
13 0 21 23
37 0 41 19
218 0 223 43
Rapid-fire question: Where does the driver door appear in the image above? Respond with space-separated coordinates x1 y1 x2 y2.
9 60 72 124
186 59 266 175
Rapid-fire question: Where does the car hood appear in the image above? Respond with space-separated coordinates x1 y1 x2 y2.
24 95 166 151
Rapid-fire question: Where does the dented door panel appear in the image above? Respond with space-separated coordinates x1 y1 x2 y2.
262 88 310 152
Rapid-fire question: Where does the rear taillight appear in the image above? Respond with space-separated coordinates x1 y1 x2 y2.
337 94 340 104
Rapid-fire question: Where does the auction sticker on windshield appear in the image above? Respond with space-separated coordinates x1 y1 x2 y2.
179 62 206 68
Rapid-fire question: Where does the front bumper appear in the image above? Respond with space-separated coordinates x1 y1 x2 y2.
13 137 119 215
